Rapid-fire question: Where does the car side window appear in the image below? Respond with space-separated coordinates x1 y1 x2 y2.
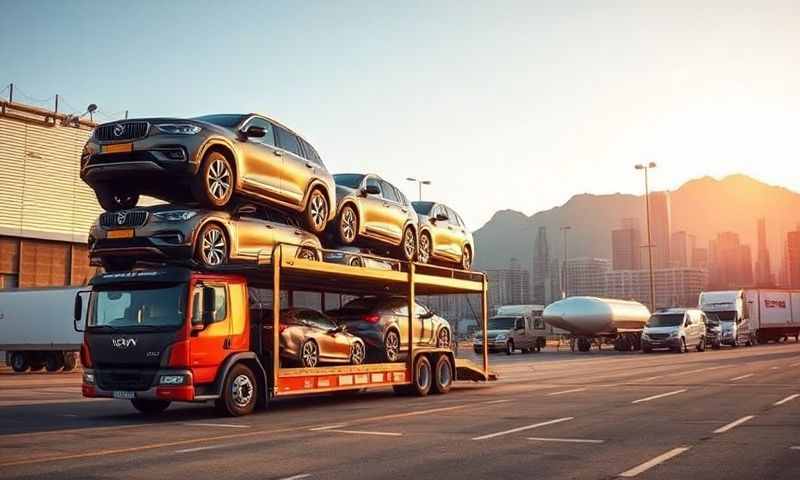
245 117 275 146
515 318 524 330
534 315 545 329
394 186 409 205
274 125 303 157
366 177 382 197
446 207 461 226
380 180 400 203
299 137 324 167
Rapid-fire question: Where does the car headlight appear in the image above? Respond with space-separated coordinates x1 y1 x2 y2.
159 375 187 385
496 334 507 341
83 372 95 385
156 123 202 135
669 331 679 337
641 332 649 339
153 210 197 222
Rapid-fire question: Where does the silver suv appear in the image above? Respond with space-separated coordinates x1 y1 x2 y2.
642 308 708 353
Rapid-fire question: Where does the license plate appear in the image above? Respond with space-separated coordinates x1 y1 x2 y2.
102 143 133 154
113 391 135 400
107 229 134 239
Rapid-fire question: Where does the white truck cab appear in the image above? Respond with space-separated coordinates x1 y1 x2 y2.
698 290 755 348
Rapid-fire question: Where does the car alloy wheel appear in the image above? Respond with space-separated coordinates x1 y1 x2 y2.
301 340 319 367
199 224 228 266
437 328 450 348
339 206 358 244
384 330 400 362
307 190 328 233
207 158 232 201
297 247 318 261
348 256 364 267
351 342 365 365
418 233 432 264
402 228 416 261
231 374 254 408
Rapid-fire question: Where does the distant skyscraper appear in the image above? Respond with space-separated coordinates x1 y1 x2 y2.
612 218 641 271
565 257 611 297
486 257 531 310
605 267 708 309
755 218 773 286
709 232 753 288
670 230 690 267
788 228 800 288
692 247 709 269
648 192 672 269
532 227 550 304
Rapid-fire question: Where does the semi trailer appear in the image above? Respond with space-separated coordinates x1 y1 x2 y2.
74 245 493 416
542 297 651 352
744 289 800 343
0 287 82 373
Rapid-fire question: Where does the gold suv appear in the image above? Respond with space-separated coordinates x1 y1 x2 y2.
331 174 419 261
80 113 336 234
412 201 474 270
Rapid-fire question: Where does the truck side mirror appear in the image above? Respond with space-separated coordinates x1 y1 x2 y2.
202 286 217 325
73 291 89 332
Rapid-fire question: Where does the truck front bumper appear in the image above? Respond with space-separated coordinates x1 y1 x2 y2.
82 368 197 402
641 338 682 350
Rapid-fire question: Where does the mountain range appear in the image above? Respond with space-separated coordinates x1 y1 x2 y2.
472 174 800 273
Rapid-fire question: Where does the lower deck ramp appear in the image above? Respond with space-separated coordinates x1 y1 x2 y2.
455 358 497 382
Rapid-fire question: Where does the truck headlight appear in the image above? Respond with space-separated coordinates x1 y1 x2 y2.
153 210 197 222
156 124 202 135
83 372 96 385
159 375 187 385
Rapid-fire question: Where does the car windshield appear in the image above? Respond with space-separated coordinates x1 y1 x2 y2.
711 311 736 322
412 201 434 215
334 174 365 189
193 114 246 129
647 314 684 327
88 284 186 331
488 317 516 330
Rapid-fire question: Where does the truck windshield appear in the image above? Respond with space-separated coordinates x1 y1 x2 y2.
646 314 684 327
711 311 736 322
88 284 186 330
488 317 516 330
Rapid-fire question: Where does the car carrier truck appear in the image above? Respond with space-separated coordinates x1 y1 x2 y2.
0 287 82 373
74 245 493 416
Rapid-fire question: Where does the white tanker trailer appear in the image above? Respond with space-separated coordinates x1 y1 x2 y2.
543 297 651 352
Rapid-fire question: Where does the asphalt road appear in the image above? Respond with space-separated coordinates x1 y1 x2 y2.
1 342 799 480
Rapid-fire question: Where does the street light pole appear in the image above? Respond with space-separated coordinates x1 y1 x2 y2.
560 225 572 299
406 177 431 201
635 162 657 312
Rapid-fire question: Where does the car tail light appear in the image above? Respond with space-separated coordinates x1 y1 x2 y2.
362 314 381 324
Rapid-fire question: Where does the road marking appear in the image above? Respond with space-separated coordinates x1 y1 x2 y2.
472 417 574 440
320 429 403 437
484 399 512 404
771 366 780 370
631 389 687 404
279 475 312 480
175 445 225 454
730 373 754 381
527 437 604 444
714 415 755 434
774 394 800 406
619 447 691 477
185 423 250 429
547 388 587 396
790 362 800 367
309 424 347 431
639 376 661 382
791 446 800 451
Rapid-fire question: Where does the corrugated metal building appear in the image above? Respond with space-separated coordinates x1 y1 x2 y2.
0 100 101 289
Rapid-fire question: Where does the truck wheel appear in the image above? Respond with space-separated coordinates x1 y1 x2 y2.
216 363 258 417
432 355 453 394
506 340 514 355
412 355 432 396
45 353 64 372
577 337 591 352
29 360 45 372
131 398 171 415
62 353 78 372
9 352 29 373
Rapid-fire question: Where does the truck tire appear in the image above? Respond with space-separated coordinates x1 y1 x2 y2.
9 352 29 373
577 337 591 352
29 360 45 372
62 353 78 372
131 399 171 415
412 355 432 396
45 352 64 372
431 355 453 394
216 363 258 416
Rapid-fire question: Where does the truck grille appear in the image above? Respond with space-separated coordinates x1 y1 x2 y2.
100 210 148 228
94 121 149 141
97 370 155 391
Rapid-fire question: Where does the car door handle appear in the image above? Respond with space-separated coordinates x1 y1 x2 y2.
265 224 274 229
294 230 303 235
383 203 391 207
400 208 408 213
305 162 314 169
273 150 283 157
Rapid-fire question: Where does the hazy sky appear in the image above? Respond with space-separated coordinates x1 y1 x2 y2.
2 1 799 229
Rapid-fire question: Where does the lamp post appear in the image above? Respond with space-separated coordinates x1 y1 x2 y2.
635 162 657 312
406 178 431 201
560 225 572 299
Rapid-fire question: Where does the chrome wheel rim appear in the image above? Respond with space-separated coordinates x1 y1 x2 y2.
348 256 363 267
309 192 327 230
231 374 253 408
403 229 415 259
418 234 431 263
302 342 318 367
385 332 399 361
417 362 430 389
297 247 316 261
438 360 452 387
437 328 450 348
351 342 365 365
201 227 227 265
207 159 231 201
341 207 357 242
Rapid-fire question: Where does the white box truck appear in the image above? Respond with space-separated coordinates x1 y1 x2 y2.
0 287 84 373
744 289 800 344
698 290 756 347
